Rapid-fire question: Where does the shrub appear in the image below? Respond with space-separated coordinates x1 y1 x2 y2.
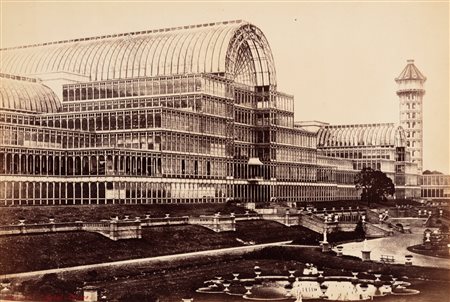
17 273 81 301
354 220 366 238
328 231 364 243
291 232 321 245
118 292 158 302
86 270 98 281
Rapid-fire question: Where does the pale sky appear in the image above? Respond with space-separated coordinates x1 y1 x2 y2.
1 1 449 173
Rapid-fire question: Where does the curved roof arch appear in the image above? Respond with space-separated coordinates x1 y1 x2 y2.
317 123 406 148
1 20 276 87
344 128 352 146
0 74 60 113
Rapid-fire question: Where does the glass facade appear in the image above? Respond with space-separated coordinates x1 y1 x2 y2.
421 174 450 199
315 123 421 199
0 20 360 206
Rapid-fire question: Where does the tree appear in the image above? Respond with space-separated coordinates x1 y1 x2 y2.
354 167 395 206
423 170 443 175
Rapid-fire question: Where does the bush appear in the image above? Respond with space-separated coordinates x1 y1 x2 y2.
17 273 81 301
86 270 98 281
328 231 364 243
354 220 366 238
439 224 449 233
118 292 158 302
290 232 321 245
291 229 364 245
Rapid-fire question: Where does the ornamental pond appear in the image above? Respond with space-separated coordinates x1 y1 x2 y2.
191 264 425 301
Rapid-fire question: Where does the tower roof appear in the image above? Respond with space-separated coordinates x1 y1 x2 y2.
395 59 426 82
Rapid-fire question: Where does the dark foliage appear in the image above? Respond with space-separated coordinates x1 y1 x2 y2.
354 167 395 206
354 220 366 238
17 273 81 302
118 292 158 302
86 270 99 282
439 224 449 233
290 231 321 245
423 170 443 175
328 230 365 243
291 229 364 245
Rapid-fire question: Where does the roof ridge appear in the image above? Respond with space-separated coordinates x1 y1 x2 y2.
0 20 246 52
325 122 395 128
0 72 40 83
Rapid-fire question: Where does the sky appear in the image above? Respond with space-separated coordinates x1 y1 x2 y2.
1 0 449 173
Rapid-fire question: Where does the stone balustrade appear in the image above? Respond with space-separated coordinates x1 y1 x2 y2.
140 216 190 226
0 219 141 241
0 208 370 240
189 215 236 232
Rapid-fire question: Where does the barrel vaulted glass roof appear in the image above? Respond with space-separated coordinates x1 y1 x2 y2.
0 73 60 113
0 20 276 87
317 123 406 148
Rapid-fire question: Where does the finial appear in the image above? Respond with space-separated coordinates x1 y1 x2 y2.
407 59 414 63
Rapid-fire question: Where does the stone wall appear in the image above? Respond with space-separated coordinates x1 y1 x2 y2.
0 220 142 241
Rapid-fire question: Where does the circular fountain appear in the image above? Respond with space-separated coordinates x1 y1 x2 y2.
196 268 420 301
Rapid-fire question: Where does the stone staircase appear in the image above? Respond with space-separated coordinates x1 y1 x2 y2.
364 223 393 238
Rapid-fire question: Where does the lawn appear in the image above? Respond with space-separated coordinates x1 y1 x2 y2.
407 244 450 259
0 221 319 274
89 247 450 301
4 245 450 301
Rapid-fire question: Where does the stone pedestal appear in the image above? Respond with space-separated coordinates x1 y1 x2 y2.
83 286 98 302
50 221 56 232
405 255 413 266
336 245 343 257
109 220 118 241
322 242 331 252
230 216 236 231
285 210 290 226
321 228 330 252
136 223 142 239
361 250 371 261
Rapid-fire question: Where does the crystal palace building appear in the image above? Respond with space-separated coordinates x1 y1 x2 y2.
0 20 421 206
